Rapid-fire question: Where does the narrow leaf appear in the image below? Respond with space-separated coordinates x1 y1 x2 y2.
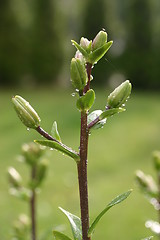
53 231 72 240
89 41 113 64
51 121 61 142
99 108 125 120
71 40 88 59
88 189 132 236
59 207 82 240
35 140 80 163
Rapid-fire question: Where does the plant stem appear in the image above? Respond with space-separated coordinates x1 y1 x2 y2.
30 166 36 240
77 111 90 240
77 63 92 240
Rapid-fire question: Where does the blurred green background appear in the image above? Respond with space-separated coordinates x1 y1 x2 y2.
1 0 160 89
1 0 160 239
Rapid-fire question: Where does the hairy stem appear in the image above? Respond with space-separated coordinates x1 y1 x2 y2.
77 63 92 240
30 167 36 240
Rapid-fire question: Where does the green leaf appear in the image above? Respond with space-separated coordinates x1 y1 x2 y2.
53 231 72 240
51 121 61 142
59 207 82 240
88 189 132 236
89 41 113 64
76 89 95 112
71 40 88 59
35 140 80 163
99 108 125 120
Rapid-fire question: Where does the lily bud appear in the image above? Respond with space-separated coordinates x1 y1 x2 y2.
92 30 107 51
12 95 41 129
8 167 22 188
153 151 160 172
22 142 44 166
107 80 132 108
70 58 87 91
135 170 158 198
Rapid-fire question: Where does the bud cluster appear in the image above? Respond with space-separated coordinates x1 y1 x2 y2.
71 30 113 65
8 142 48 201
135 170 158 199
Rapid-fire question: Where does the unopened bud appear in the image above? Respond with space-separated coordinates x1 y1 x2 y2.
12 95 41 129
92 31 107 51
153 151 160 171
36 159 48 185
8 167 22 188
107 80 132 108
22 142 44 166
80 37 92 53
13 214 30 236
70 58 87 91
135 170 158 198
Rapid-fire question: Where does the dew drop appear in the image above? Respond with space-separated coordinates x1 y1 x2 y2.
50 148 53 151
71 93 76 97
75 89 79 93
122 104 125 107
26 128 30 131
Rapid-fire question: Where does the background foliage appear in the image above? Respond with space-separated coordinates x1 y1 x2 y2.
0 0 160 88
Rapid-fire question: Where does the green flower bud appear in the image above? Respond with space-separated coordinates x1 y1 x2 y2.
135 170 158 198
12 95 41 129
153 151 160 171
13 214 30 237
9 186 31 201
36 159 48 186
70 58 87 91
80 37 92 53
107 80 132 108
22 142 44 166
8 167 22 188
92 30 107 51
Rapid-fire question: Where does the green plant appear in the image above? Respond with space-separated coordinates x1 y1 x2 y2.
136 151 160 239
8 142 48 240
12 30 133 240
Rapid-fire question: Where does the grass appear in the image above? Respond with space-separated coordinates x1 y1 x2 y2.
1 87 160 239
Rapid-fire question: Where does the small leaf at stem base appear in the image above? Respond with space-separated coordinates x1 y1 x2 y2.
53 231 73 240
59 207 82 240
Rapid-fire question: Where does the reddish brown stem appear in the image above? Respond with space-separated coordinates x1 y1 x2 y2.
77 111 90 240
77 63 92 240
